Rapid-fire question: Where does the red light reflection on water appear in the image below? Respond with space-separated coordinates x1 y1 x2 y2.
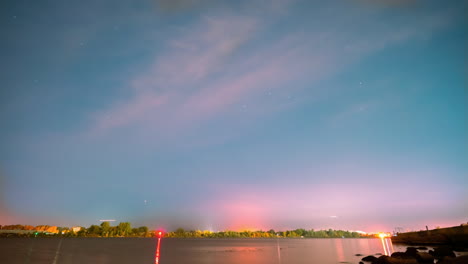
334 239 345 263
155 231 163 264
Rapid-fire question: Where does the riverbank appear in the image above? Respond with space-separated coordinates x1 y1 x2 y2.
391 225 468 246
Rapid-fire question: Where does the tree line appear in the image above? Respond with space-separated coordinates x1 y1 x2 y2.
0 222 151 238
165 228 365 238
1 224 367 239
73 222 151 237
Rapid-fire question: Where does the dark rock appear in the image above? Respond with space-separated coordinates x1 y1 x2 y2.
435 255 468 264
452 246 468 252
362 255 378 262
391 251 420 260
356 254 364 256
373 255 390 264
434 257 454 264
373 255 418 264
405 247 418 257
416 246 428 250
415 252 434 263
375 253 383 256
430 246 456 259
391 252 412 259
452 255 468 264
359 262 364 264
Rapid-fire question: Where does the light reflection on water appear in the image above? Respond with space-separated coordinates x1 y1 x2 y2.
1 237 406 264
334 238 346 263
158 238 403 264
155 237 161 264
380 237 394 256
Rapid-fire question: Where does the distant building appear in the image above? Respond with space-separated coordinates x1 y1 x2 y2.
71 226 81 233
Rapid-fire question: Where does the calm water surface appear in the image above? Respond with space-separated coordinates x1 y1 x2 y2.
0 237 411 264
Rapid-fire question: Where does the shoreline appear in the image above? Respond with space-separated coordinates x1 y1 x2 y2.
391 225 468 246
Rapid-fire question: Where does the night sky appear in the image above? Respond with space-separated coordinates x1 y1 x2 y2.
1 0 467 233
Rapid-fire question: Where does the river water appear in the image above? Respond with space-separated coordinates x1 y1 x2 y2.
0 237 412 264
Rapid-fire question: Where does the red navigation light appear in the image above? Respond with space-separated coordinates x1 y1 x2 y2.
156 230 163 238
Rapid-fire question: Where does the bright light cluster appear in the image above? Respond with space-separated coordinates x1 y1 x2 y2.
378 232 390 238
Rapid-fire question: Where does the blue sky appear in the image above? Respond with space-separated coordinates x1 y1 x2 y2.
1 0 466 232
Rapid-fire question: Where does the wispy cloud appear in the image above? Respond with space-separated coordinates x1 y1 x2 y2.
329 100 379 126
89 13 303 136
87 3 456 142
132 15 258 91
355 0 419 9
153 0 215 12
92 92 170 133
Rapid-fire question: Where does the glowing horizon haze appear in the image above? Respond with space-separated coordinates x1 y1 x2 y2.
1 0 467 233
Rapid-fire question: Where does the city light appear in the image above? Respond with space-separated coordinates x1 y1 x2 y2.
375 232 391 238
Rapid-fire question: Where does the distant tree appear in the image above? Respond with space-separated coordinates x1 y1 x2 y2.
88 225 101 236
117 222 132 236
131 228 139 236
327 229 336 237
77 227 87 237
66 228 76 237
100 222 110 237
138 226 148 233
109 226 117 237
138 226 149 237
175 228 185 237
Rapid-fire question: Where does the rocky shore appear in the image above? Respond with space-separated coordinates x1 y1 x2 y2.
358 246 468 264
391 226 468 246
